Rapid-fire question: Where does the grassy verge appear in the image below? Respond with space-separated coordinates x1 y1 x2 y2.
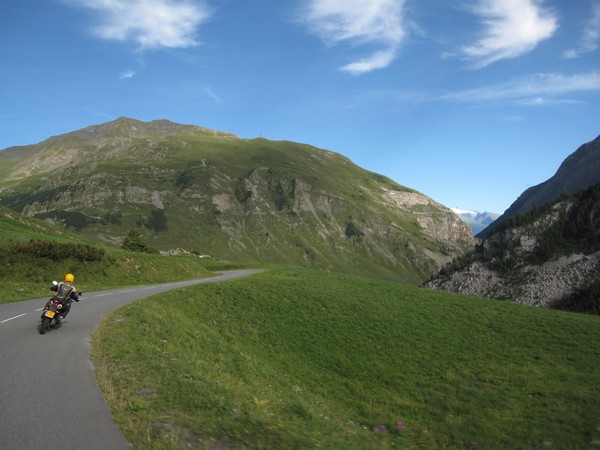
91 267 600 449
0 242 249 303
0 207 249 303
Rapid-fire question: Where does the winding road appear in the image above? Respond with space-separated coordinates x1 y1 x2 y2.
0 269 262 450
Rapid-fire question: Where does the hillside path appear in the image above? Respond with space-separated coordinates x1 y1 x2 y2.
0 269 262 450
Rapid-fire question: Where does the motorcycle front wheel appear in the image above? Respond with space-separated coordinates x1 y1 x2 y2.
40 317 50 334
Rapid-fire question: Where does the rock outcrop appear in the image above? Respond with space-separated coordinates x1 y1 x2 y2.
426 184 600 313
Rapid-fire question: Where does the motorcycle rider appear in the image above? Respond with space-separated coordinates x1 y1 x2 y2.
50 273 79 321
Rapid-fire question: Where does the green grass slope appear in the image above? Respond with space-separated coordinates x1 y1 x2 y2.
92 268 600 449
0 204 231 303
0 118 473 285
0 203 90 242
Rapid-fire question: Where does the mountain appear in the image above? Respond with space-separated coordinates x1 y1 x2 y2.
451 207 500 235
0 117 474 284
427 182 600 314
480 134 600 238
428 134 600 314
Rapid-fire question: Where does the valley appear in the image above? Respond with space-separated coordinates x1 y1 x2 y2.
0 121 598 449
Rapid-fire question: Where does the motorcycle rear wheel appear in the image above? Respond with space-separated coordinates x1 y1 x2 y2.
40 317 50 334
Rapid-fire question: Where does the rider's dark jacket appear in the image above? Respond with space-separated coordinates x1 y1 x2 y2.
50 282 79 309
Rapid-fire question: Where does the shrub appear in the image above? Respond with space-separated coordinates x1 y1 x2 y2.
121 229 158 253
12 239 105 262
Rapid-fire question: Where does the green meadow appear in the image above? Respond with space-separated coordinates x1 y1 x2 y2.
92 267 600 449
0 239 222 303
0 204 241 303
3 205 599 448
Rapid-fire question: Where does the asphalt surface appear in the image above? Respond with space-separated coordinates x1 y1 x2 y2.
0 269 262 450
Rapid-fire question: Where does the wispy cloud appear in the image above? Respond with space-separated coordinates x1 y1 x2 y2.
342 73 600 110
119 70 136 79
204 87 221 103
459 0 558 68
441 72 600 104
69 0 211 50
500 114 526 122
563 2 600 59
299 0 407 75
84 108 116 120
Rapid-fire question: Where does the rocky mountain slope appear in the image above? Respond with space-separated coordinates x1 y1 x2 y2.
426 183 600 314
481 134 600 238
0 117 473 284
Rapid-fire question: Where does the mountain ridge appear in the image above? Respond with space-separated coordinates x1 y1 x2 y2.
427 132 600 313
0 117 474 284
480 134 600 238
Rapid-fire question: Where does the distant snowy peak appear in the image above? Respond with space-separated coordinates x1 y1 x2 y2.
451 207 500 235
451 207 477 217
450 208 498 223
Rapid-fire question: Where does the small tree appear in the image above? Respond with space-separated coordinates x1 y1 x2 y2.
122 229 152 253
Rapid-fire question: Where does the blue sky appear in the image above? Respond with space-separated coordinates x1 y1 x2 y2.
1 0 599 214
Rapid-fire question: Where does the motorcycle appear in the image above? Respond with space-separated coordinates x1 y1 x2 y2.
39 298 64 334
39 281 81 334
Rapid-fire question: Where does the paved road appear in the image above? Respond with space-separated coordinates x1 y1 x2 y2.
0 269 262 450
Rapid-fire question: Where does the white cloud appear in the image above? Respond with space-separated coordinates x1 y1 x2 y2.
563 3 600 58
460 0 558 68
441 72 600 104
119 70 136 79
300 0 407 74
517 97 582 106
204 86 221 103
69 0 211 50
341 48 398 75
349 73 600 109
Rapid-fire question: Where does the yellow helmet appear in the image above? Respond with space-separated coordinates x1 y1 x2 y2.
64 273 75 283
